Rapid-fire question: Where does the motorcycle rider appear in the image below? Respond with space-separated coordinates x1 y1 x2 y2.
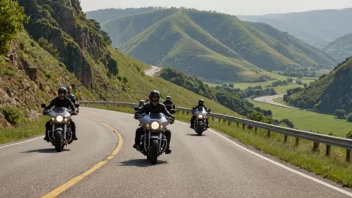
67 86 79 109
190 99 210 129
133 90 175 154
163 96 175 112
43 87 78 141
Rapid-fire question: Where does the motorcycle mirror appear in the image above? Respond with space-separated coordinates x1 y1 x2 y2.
170 110 176 114
208 109 211 112
75 104 80 107
133 106 140 111
41 104 46 108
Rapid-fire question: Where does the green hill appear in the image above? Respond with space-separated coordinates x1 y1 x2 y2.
0 0 239 128
287 57 352 115
323 33 352 62
98 8 335 82
86 7 157 23
238 8 352 48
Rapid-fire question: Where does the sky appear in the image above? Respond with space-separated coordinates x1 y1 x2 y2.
80 0 352 15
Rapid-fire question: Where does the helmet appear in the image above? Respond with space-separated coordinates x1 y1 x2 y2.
58 87 67 95
149 90 160 102
67 86 72 90
198 99 204 105
166 96 171 100
139 100 145 106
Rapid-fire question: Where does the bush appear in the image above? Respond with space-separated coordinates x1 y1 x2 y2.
335 109 346 119
280 119 294 128
0 0 29 55
347 113 352 122
0 106 25 125
347 130 352 139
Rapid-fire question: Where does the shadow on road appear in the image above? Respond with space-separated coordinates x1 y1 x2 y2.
22 148 71 153
187 134 204 136
119 159 168 167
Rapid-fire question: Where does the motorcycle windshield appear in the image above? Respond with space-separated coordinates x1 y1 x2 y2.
49 107 70 117
150 113 164 119
194 106 208 115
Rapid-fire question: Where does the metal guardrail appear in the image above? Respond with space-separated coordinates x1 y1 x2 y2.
80 101 352 162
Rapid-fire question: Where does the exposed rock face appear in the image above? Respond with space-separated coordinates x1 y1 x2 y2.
17 0 118 88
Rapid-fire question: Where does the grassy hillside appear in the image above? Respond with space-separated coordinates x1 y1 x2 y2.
238 8 352 48
86 7 157 23
246 22 336 68
98 8 335 83
287 57 352 115
323 33 352 62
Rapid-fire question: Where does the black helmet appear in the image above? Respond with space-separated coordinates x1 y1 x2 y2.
139 100 145 106
58 87 67 95
198 99 204 105
166 96 171 100
149 90 160 102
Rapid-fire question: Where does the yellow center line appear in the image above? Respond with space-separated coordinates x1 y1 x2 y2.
41 115 123 198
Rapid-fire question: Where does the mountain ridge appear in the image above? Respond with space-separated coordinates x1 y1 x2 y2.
96 8 335 82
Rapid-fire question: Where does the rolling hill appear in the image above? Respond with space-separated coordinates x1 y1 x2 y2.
323 33 352 62
86 7 157 23
97 8 335 82
287 57 352 115
238 8 352 48
0 0 239 128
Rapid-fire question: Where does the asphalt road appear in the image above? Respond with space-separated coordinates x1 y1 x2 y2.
0 107 351 198
253 94 299 109
144 65 162 77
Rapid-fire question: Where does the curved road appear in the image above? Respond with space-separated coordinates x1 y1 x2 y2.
144 65 162 77
253 94 299 109
0 107 351 198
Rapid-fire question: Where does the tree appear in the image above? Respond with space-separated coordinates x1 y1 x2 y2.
0 0 29 55
335 109 346 119
347 113 352 123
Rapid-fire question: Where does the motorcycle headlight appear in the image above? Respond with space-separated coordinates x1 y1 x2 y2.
56 115 64 122
198 115 203 119
151 122 160 130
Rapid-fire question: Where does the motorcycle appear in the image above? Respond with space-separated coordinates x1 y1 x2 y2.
192 106 211 136
41 104 79 152
134 106 175 165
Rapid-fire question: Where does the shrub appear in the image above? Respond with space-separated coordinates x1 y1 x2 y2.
0 106 25 125
347 113 352 122
347 130 352 139
280 119 294 128
335 109 346 119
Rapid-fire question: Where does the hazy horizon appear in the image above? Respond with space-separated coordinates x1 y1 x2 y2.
80 0 352 15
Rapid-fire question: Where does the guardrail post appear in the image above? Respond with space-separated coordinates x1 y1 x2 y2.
212 116 214 121
326 145 331 156
236 122 239 128
182 110 184 115
284 135 288 143
242 124 245 130
312 142 319 152
255 127 257 133
186 111 189 115
295 137 299 147
228 120 231 126
267 130 271 138
347 150 351 163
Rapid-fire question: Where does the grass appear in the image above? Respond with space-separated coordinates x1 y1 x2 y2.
82 103 352 187
250 100 352 137
207 77 315 94
0 116 47 144
273 97 288 105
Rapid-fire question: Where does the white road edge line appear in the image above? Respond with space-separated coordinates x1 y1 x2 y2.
0 136 44 149
177 121 352 197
